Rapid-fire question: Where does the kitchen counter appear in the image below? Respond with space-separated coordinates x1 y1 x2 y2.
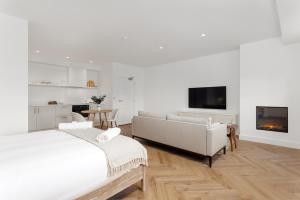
29 103 92 107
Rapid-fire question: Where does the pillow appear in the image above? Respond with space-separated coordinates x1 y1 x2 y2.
180 116 208 125
166 114 182 121
167 114 208 125
138 111 166 119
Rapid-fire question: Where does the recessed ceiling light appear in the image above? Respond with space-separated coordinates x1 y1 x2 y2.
201 33 207 37
122 36 128 40
35 50 40 54
159 46 164 50
89 60 94 64
65 56 70 59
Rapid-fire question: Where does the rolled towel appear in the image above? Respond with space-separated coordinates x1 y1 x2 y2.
96 128 121 143
58 121 93 130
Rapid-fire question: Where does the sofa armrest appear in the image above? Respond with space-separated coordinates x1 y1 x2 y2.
206 124 227 156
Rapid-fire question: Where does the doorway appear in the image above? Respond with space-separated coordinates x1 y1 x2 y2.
113 77 134 125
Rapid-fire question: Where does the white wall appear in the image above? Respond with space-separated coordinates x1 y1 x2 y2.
240 37 300 149
112 63 144 115
101 63 113 109
0 13 28 135
144 51 240 115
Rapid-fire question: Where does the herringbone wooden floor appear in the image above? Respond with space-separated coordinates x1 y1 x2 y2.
109 125 300 200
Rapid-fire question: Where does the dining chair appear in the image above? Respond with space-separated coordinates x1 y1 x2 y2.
101 109 119 128
71 112 87 122
72 112 97 127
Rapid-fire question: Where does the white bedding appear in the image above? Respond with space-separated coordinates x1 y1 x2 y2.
0 130 108 200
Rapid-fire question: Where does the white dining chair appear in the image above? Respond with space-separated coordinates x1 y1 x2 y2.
71 112 87 122
102 109 119 128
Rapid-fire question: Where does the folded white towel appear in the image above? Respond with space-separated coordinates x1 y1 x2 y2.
58 121 93 130
76 121 93 129
96 128 121 143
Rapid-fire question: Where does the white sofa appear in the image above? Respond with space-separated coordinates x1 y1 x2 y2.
132 111 228 167
177 111 237 124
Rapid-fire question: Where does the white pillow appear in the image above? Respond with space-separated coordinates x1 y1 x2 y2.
138 111 166 119
167 114 208 125
166 114 182 121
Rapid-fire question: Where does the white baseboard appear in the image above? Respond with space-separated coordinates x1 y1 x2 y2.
239 134 300 149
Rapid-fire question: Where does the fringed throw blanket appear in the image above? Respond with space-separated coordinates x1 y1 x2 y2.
62 128 148 177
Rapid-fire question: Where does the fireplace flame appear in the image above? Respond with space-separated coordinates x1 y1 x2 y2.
262 124 283 130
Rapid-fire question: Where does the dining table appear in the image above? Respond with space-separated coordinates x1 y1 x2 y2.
81 109 112 127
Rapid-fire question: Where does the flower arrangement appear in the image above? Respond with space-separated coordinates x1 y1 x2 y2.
91 95 106 105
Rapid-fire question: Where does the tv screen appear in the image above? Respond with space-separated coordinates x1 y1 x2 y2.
189 86 226 109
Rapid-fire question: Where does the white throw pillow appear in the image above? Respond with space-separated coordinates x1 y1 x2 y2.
166 114 182 121
138 111 166 119
167 114 208 125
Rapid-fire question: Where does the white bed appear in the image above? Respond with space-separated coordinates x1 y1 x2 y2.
0 130 111 200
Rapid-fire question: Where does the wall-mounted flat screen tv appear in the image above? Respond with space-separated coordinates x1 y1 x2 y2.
189 86 226 109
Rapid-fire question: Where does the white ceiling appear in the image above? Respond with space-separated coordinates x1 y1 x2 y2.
0 0 280 67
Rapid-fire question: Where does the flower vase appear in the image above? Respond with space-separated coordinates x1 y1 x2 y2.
97 104 101 111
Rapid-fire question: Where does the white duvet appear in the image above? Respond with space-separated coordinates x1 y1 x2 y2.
0 130 108 200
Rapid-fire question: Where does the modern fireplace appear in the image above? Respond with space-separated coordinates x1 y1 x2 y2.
256 106 288 133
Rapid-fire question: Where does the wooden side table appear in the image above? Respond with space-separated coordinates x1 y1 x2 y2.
227 124 238 151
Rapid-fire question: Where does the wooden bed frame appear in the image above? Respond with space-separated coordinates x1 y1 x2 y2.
77 165 146 200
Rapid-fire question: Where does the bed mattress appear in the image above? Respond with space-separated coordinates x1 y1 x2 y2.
0 130 108 200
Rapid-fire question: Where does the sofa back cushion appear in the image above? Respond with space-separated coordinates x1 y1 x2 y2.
177 111 236 124
167 114 208 125
138 111 166 119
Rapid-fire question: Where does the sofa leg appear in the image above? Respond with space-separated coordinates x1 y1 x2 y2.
223 146 226 155
208 156 212 168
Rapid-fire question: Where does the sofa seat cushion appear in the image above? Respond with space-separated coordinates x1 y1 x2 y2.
167 114 208 125
138 111 166 119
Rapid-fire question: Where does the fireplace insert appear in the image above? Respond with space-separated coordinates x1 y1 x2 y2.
256 106 288 133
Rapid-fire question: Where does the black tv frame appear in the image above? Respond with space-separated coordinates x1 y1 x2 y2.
188 86 227 110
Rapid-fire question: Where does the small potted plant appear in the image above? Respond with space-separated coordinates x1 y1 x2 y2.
91 95 106 111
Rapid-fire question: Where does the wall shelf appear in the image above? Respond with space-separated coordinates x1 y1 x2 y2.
29 83 98 89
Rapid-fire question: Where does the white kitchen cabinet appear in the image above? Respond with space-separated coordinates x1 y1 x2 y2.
29 105 72 132
28 106 37 132
56 105 72 117
36 106 56 130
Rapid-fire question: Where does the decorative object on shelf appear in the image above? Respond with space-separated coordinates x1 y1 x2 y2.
87 80 96 88
41 81 52 85
91 95 106 111
48 101 58 105
29 83 97 89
